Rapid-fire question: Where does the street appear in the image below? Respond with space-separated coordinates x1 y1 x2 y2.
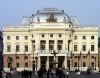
9 73 100 78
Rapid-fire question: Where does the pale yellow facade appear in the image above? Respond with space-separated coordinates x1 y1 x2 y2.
3 8 99 72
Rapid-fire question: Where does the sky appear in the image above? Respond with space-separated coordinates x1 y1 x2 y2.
0 0 100 35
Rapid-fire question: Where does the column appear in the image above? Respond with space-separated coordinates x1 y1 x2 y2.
46 56 49 69
46 33 49 51
35 33 40 52
38 56 41 70
65 34 68 52
64 56 67 69
54 34 57 50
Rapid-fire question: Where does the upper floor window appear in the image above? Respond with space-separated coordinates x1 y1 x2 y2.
7 45 11 52
91 45 94 51
91 36 94 39
74 62 77 67
16 56 19 59
24 36 28 40
74 36 77 40
16 36 19 40
82 45 86 51
24 56 28 59
25 62 28 67
74 45 77 51
83 62 86 67
7 36 10 40
25 45 28 52
16 63 19 68
16 45 20 52
82 36 86 39
50 34 53 37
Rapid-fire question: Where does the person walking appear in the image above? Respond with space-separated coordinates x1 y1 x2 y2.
62 68 66 78
29 70 32 78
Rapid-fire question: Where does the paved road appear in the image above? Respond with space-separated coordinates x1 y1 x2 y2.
10 73 100 78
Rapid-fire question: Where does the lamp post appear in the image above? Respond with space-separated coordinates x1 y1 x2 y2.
7 56 13 72
35 53 38 74
77 56 80 71
94 57 96 70
50 50 59 69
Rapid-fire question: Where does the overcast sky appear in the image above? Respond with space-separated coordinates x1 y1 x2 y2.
0 0 100 35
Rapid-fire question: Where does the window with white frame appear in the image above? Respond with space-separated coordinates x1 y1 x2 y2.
74 45 77 51
74 36 77 40
7 45 11 52
25 45 28 52
16 36 19 40
91 36 94 39
7 36 10 40
24 36 28 40
91 45 94 51
16 45 20 52
82 45 86 51
82 36 86 39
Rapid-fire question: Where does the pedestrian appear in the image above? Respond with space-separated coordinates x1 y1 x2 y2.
2 71 7 78
66 69 69 78
21 70 24 78
55 68 59 78
29 70 32 78
46 69 51 78
62 68 66 78
58 68 62 78
75 68 78 75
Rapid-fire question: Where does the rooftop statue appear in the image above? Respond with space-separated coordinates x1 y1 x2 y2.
46 13 57 22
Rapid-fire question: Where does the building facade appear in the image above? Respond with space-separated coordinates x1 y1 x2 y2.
3 8 99 72
0 31 3 71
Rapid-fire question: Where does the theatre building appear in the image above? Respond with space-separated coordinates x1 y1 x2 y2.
3 8 99 72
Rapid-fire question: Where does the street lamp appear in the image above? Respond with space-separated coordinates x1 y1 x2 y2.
94 57 96 70
50 50 59 69
77 56 80 71
35 53 38 74
7 56 13 72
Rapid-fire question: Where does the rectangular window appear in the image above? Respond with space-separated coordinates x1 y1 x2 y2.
83 62 86 67
57 45 62 50
74 62 77 67
16 45 20 52
24 56 28 59
7 36 10 40
16 36 19 40
82 45 86 51
74 36 77 40
41 45 45 50
91 45 94 51
25 62 28 67
83 36 86 39
91 62 94 67
17 63 19 67
25 45 28 51
74 45 77 51
91 36 94 39
24 36 28 40
16 56 19 59
7 45 11 52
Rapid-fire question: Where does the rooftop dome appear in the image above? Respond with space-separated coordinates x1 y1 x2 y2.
32 8 71 23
